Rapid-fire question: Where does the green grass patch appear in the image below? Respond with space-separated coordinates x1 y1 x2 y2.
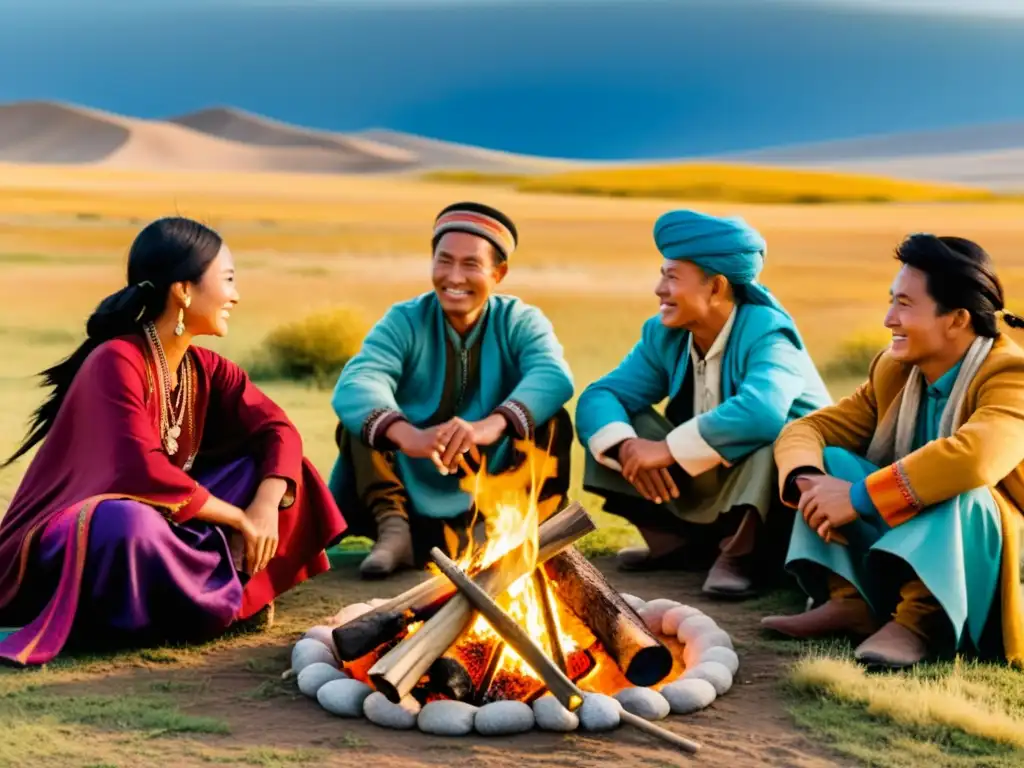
2 689 229 734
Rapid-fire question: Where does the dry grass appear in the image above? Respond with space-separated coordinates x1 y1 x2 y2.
425 163 1009 204
2 164 1024 765
790 656 1024 750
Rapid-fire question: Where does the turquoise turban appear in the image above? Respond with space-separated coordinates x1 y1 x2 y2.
653 209 782 312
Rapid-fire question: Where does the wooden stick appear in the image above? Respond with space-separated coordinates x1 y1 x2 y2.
544 547 673 686
335 500 588 661
533 569 568 674
430 548 702 756
368 502 595 703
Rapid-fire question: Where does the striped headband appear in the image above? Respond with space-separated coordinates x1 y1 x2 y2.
433 208 517 259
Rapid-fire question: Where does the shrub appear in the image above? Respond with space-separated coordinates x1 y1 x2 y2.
824 329 891 381
255 306 368 388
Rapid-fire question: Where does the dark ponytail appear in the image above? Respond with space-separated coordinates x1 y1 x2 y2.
895 234 1021 337
3 217 223 467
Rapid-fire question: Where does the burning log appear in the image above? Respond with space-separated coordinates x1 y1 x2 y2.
543 547 673 687
424 632 503 701
427 568 574 703
429 547 702 756
480 647 595 705
333 501 589 661
367 502 595 704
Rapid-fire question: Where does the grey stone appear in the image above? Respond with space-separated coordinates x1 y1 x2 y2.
578 694 622 732
533 695 579 732
363 691 420 730
620 593 646 612
661 679 718 714
683 628 735 668
328 602 372 627
676 615 719 644
291 638 337 674
417 700 477 736
316 678 373 717
684 626 733 671
302 625 339 658
661 605 704 636
298 662 348 698
638 599 682 635
683 661 734 696
474 700 535 735
613 687 670 721
699 646 740 675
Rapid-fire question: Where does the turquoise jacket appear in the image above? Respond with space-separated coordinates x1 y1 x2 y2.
329 292 574 519
575 302 832 465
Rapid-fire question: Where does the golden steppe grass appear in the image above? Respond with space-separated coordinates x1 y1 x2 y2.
1 163 1024 767
424 163 1014 204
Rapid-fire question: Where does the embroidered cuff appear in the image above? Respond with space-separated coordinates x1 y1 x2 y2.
588 422 639 472
665 418 727 477
849 480 877 518
864 460 922 527
362 408 407 451
494 399 534 439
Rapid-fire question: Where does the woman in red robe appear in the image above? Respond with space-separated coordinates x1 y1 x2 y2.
0 217 348 666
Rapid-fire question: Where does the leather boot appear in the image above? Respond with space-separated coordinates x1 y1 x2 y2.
360 514 414 579
854 621 930 669
761 597 881 639
702 552 755 599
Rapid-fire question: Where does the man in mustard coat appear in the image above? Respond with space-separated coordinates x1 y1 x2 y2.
765 234 1024 670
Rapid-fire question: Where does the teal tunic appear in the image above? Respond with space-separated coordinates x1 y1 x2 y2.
785 359 1004 651
575 302 832 466
328 292 574 520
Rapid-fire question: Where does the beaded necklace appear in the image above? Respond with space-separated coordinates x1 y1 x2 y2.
142 322 197 471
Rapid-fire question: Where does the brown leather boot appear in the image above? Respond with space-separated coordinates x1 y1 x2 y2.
854 621 930 669
702 552 756 599
761 597 881 639
360 514 414 580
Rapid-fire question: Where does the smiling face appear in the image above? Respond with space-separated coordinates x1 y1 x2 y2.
654 259 726 329
885 264 971 368
179 245 240 337
431 231 507 325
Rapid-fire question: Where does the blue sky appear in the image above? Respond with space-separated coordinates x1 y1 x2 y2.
3 0 1024 12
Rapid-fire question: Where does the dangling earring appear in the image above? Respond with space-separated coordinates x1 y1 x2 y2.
174 295 191 337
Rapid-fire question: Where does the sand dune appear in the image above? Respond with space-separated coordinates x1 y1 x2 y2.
1 100 1021 188
0 101 418 174
355 128 582 174
0 100 577 176
169 106 417 163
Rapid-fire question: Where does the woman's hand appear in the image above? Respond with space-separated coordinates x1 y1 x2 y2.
241 499 280 574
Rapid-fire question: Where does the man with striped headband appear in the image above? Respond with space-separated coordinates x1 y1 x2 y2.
328 202 575 578
575 209 831 598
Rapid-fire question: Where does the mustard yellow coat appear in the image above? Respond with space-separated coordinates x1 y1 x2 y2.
774 334 1024 666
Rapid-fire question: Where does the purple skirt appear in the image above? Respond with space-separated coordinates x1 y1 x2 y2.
0 457 259 662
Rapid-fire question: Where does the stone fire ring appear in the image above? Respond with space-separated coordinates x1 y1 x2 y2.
289 595 738 736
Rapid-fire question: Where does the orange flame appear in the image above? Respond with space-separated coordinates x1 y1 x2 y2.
435 437 579 689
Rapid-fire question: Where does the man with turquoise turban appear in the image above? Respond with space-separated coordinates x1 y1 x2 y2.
575 209 831 597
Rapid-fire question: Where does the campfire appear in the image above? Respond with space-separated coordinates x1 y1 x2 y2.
291 442 739 755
